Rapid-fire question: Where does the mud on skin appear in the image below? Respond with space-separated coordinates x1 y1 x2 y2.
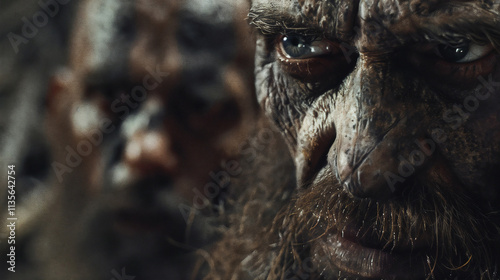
204 0 500 279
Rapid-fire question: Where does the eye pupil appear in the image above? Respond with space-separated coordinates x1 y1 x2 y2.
288 36 301 46
438 44 469 62
282 35 311 58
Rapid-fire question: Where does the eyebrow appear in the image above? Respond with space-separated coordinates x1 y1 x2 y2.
416 17 500 48
248 4 500 48
248 8 324 37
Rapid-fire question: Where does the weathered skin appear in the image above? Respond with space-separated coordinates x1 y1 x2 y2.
252 0 500 198
205 0 500 279
27 0 257 279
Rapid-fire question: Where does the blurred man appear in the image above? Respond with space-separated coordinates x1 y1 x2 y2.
19 0 257 279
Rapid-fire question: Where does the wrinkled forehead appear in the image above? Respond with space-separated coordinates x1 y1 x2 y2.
250 0 496 18
134 0 240 25
71 0 248 79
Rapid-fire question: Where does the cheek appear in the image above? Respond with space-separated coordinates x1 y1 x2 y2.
70 101 110 161
71 102 105 138
67 101 110 192
255 64 274 107
258 62 313 150
436 113 500 198
255 37 276 104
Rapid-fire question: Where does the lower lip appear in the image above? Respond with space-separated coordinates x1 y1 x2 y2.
315 232 427 279
113 209 170 234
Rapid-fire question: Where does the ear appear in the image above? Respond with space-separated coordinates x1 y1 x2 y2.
46 67 74 116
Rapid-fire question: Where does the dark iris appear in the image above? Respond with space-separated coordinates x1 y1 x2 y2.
437 44 469 62
282 34 313 58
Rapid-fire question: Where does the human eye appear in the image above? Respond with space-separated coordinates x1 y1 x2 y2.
409 41 497 87
275 33 356 86
434 43 494 63
280 34 334 58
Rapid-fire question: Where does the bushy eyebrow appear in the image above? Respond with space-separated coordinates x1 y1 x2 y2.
248 6 500 48
416 18 500 48
248 8 323 36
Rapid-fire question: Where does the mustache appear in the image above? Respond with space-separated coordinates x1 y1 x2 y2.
271 170 500 279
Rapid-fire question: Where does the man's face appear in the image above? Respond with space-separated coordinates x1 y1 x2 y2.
46 0 255 274
250 0 500 278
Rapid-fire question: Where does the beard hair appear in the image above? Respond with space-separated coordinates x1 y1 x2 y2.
203 159 500 280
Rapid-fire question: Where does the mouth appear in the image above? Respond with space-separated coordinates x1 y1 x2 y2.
313 224 428 279
304 173 433 279
109 191 186 236
290 155 496 280
113 207 175 234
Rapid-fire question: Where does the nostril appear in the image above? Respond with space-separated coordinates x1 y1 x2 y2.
343 176 363 198
342 170 393 200
334 152 354 183
108 137 126 166
334 138 397 199
342 167 372 199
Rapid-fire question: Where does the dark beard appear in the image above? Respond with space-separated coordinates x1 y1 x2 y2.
204 156 500 279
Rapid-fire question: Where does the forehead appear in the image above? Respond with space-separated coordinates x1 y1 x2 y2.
181 0 243 22
134 0 240 24
73 0 246 79
80 0 133 73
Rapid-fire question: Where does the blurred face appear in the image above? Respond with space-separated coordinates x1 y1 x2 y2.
46 0 255 276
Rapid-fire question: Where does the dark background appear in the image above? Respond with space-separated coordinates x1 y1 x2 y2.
0 0 78 255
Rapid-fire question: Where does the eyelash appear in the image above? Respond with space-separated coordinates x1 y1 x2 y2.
269 33 356 94
408 43 497 87
273 33 498 89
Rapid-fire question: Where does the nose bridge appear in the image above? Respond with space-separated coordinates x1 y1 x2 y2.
332 57 407 197
122 98 179 177
129 0 181 87
335 59 398 171
356 57 400 135
356 0 409 54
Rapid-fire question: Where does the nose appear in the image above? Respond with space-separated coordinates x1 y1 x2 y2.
121 99 180 178
329 60 430 199
124 130 179 176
